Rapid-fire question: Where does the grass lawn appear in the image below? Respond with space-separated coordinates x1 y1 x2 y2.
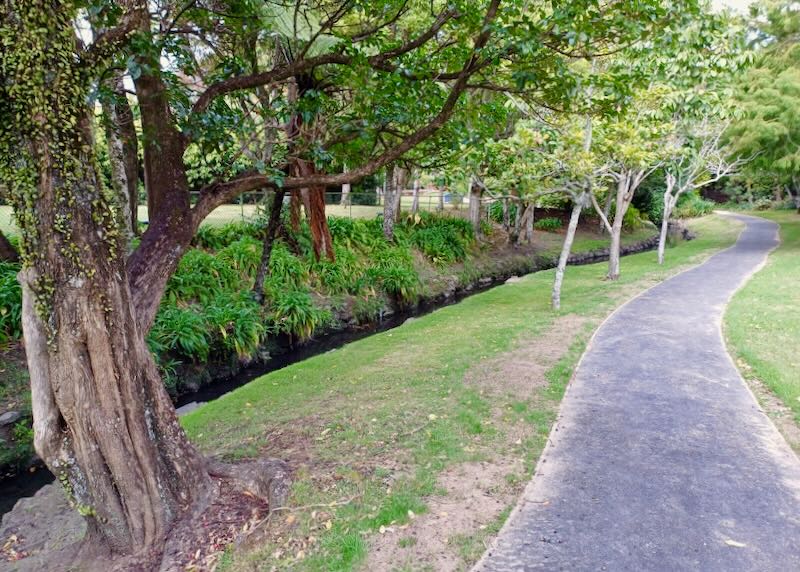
181 214 742 571
725 210 800 448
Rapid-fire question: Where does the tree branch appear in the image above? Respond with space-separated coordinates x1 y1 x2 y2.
190 0 501 226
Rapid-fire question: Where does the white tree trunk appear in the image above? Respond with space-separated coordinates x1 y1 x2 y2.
469 179 483 236
411 178 420 214
525 203 535 243
552 196 584 310
340 182 351 206
383 165 397 240
657 193 676 265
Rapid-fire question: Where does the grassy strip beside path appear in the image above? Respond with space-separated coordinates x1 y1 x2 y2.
183 215 741 571
725 210 800 450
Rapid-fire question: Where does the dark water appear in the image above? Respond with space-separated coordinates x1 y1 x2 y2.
0 278 502 518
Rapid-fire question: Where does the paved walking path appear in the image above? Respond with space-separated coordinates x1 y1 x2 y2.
477 214 800 571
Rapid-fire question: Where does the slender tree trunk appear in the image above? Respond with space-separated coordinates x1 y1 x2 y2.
340 165 351 207
0 230 18 262
607 170 643 280
608 220 622 279
792 177 800 213
600 191 613 235
438 188 445 211
411 177 420 214
552 195 584 310
502 198 510 231
253 190 286 302
525 203 535 244
383 164 397 240
658 213 670 265
469 179 483 236
514 203 530 246
393 169 403 222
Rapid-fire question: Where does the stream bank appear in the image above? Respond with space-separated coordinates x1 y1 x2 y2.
0 232 662 516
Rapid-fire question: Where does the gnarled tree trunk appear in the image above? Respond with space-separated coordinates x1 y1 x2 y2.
17 116 212 558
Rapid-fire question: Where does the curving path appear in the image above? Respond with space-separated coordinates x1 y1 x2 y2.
476 214 800 571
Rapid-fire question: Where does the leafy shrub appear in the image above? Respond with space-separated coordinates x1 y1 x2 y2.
165 249 238 305
204 292 265 358
411 226 468 265
267 242 308 289
328 216 386 251
148 304 211 361
534 217 563 231
368 247 419 302
674 193 716 219
307 243 364 294
0 262 22 344
404 213 474 265
193 221 261 251
488 201 518 224
268 288 330 340
622 205 645 230
217 237 262 280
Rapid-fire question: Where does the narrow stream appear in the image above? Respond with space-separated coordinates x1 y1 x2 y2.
0 277 501 517
0 235 661 518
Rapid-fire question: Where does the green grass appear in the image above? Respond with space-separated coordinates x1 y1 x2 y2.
185 214 742 571
725 210 800 427
0 201 459 235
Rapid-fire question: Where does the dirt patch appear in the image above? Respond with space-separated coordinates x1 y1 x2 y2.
364 459 520 572
463 313 588 399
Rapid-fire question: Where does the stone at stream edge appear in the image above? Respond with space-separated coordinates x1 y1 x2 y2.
0 411 22 427
0 483 86 571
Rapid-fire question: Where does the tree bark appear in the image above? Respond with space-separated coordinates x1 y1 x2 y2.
600 191 613 235
469 179 483 236
0 229 18 263
393 169 404 222
383 164 397 240
253 190 286 303
658 181 677 265
340 165 351 206
658 216 669 265
502 198 510 231
552 195 584 310
411 177 420 214
101 82 135 245
438 187 445 211
525 203 535 244
17 112 211 557
606 169 646 280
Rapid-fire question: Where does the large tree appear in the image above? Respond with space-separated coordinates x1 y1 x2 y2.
0 0 704 564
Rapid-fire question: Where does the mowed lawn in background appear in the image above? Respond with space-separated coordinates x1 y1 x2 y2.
725 210 800 432
0 204 656 259
182 215 743 571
